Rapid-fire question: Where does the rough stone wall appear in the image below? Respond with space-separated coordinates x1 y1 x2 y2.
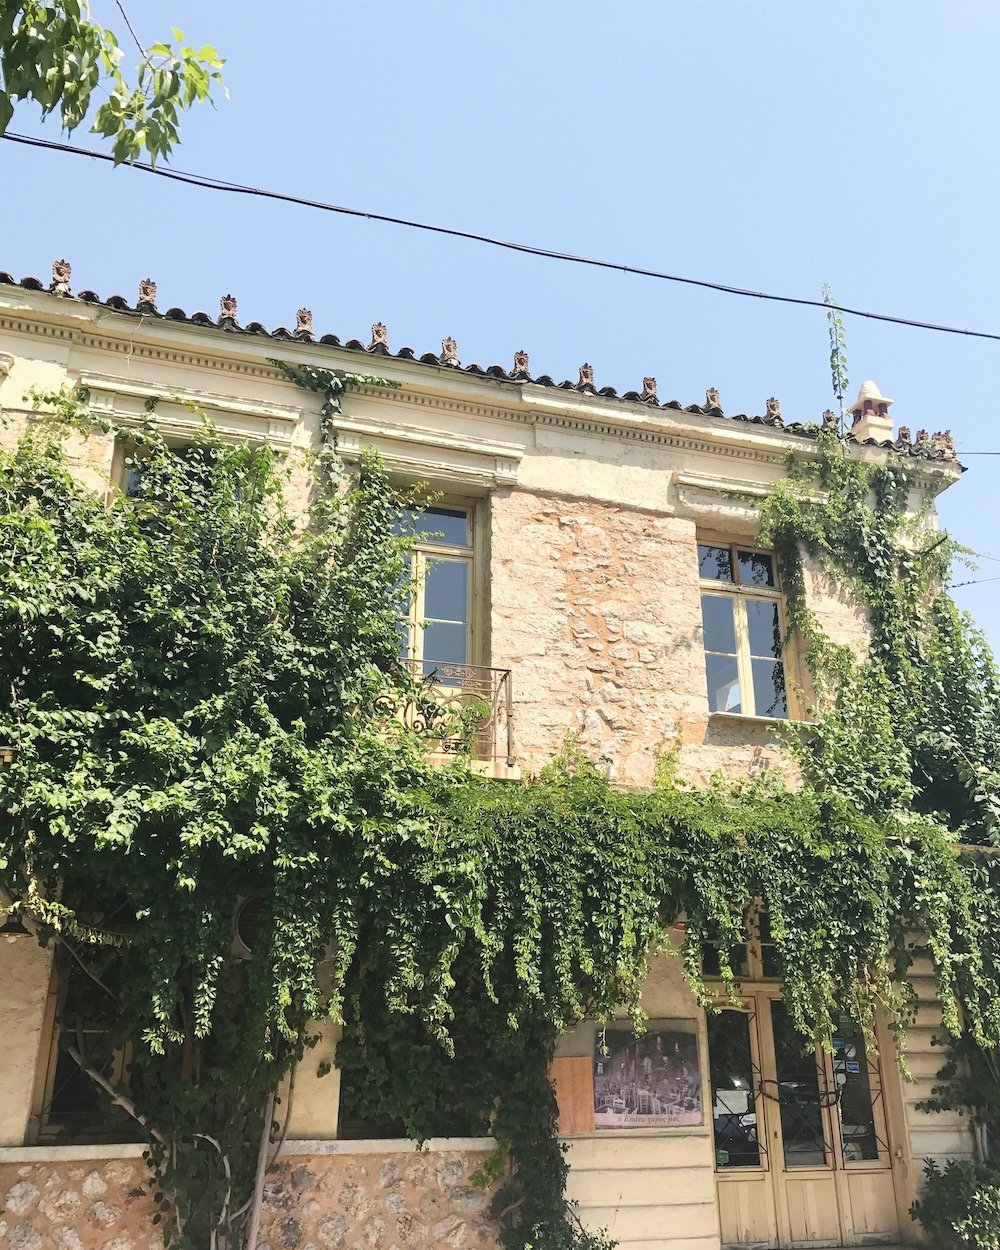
257 1151 498 1250
489 487 705 787
490 487 798 788
0 1149 499 1250
0 1158 157 1250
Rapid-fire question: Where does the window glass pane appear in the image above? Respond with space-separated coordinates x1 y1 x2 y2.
702 944 750 979
738 551 776 588
394 506 469 547
757 910 780 978
708 1011 762 1168
751 659 787 719
426 507 470 547
424 559 469 625
706 653 741 714
745 599 782 658
698 544 733 582
421 622 468 669
701 594 737 654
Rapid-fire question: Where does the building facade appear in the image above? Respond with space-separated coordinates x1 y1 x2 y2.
0 265 973 1250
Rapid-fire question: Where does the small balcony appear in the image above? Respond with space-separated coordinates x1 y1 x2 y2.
375 660 516 774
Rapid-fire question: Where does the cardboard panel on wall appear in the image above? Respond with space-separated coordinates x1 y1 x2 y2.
550 1056 596 1135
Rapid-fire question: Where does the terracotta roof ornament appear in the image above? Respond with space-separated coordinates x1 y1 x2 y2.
933 429 956 459
765 396 782 425
915 429 929 445
897 426 912 446
822 409 838 431
370 322 388 351
578 362 595 390
294 308 315 340
706 387 721 411
512 350 530 378
51 259 71 297
441 337 460 367
219 294 238 322
641 376 658 402
137 278 158 308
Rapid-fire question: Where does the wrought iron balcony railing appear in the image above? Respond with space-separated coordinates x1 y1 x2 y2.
375 660 515 767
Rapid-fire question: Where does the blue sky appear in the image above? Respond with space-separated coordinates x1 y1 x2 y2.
3 2 999 644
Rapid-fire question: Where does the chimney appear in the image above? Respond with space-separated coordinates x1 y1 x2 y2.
848 380 894 443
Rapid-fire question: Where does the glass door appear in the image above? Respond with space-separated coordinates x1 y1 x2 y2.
708 989 900 1248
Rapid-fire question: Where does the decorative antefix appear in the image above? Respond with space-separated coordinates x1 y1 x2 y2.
2 381 1000 1250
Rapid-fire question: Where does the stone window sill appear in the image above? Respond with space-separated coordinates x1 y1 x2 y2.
707 711 789 731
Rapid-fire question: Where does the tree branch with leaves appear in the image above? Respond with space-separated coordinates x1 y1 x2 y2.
0 1 224 162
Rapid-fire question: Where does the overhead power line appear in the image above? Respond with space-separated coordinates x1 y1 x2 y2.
4 130 1000 345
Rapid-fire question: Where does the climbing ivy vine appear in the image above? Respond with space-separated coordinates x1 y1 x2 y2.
2 389 1000 1249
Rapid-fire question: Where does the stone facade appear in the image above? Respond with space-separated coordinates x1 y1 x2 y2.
0 1148 498 1250
0 1157 157 1250
491 489 705 786
0 279 969 1250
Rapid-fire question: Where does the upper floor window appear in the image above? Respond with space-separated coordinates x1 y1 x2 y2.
395 505 474 679
120 441 215 499
698 541 788 720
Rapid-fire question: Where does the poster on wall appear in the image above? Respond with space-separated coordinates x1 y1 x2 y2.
593 1027 702 1128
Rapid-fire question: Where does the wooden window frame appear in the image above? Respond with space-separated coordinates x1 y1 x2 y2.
28 953 131 1145
697 535 796 721
399 499 485 671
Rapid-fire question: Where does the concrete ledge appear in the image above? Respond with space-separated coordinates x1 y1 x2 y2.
0 1143 147 1162
0 1136 495 1163
283 1136 495 1155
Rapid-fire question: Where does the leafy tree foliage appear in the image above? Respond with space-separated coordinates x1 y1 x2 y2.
3 402 1000 1249
0 2 224 162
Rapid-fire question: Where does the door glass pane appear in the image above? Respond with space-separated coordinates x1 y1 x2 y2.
770 1002 830 1168
421 622 468 672
708 1011 763 1168
738 551 776 588
833 1021 881 1162
705 653 741 714
751 658 788 719
698 544 734 582
745 599 782 657
424 558 469 625
701 594 737 653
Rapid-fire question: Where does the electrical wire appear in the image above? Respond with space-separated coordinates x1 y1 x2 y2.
3 130 1000 344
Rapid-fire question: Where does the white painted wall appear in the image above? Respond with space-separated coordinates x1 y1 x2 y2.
555 952 721 1250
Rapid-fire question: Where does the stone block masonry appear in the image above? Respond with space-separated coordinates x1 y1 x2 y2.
0 1147 500 1250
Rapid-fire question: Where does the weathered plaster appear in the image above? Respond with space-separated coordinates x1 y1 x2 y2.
0 939 53 1148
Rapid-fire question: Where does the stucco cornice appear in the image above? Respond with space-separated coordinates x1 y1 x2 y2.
0 289 962 492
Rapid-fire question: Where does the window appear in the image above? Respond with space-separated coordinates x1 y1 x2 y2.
119 440 216 499
697 541 788 719
395 505 474 679
31 951 135 1144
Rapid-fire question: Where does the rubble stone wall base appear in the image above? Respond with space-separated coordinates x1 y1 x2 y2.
0 1147 500 1250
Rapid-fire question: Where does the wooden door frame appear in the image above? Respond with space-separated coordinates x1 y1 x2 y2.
711 983 902 1248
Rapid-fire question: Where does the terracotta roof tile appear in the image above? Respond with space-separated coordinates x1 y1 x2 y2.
0 269 962 466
